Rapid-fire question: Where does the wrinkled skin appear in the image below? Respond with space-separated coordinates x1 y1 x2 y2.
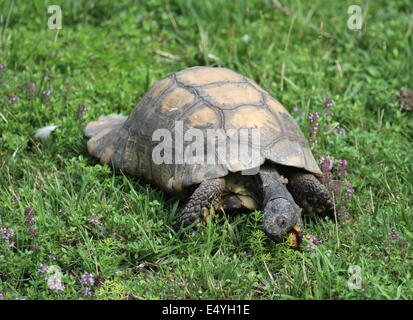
262 198 299 243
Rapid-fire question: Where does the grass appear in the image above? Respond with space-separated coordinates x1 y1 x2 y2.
0 0 412 300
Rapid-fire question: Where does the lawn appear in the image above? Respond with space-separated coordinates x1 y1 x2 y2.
0 0 412 300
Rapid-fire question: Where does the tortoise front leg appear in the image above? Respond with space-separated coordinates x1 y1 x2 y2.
286 172 334 219
173 178 226 231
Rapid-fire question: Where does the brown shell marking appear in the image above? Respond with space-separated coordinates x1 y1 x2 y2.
199 83 262 108
147 77 173 99
160 86 196 113
186 106 220 128
176 67 244 86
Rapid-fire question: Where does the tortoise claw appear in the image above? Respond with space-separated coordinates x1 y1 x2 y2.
173 212 203 232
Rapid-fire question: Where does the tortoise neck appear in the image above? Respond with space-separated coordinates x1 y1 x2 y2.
258 165 292 206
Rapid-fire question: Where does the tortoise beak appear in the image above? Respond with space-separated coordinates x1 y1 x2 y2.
286 225 302 250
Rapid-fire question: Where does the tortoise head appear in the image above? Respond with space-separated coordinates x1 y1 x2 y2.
262 198 298 243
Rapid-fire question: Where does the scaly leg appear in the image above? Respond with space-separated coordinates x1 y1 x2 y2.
173 178 226 231
286 172 334 219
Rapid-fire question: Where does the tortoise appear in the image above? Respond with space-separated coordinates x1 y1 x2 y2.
85 66 333 245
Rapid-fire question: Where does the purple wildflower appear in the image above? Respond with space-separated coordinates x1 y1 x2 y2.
389 229 400 239
0 63 6 74
47 276 65 291
341 187 354 202
11 195 20 205
337 127 346 135
94 274 107 287
27 82 37 100
38 264 49 273
0 293 3 300
293 106 299 113
88 215 100 224
309 113 319 121
0 227 14 248
337 160 348 176
24 208 37 236
23 208 33 224
306 235 323 251
308 236 323 245
329 180 343 194
319 155 333 184
48 254 57 260
319 157 352 202
81 272 95 286
42 89 52 103
320 155 333 171
306 244 316 251
10 95 20 102
324 97 334 108
43 89 52 97
338 160 347 169
0 227 14 239
82 287 93 296
346 188 354 197
308 112 320 142
27 229 37 236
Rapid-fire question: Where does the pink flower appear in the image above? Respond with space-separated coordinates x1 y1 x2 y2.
346 188 354 197
305 235 323 251
389 229 400 239
308 112 320 142
337 160 348 176
324 97 334 108
338 160 347 169
320 155 333 171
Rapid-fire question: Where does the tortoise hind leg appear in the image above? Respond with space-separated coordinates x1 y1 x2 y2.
173 178 226 231
286 172 334 219
85 114 128 165
84 114 127 139
85 114 141 175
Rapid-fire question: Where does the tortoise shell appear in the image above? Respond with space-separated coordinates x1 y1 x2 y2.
85 66 321 193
